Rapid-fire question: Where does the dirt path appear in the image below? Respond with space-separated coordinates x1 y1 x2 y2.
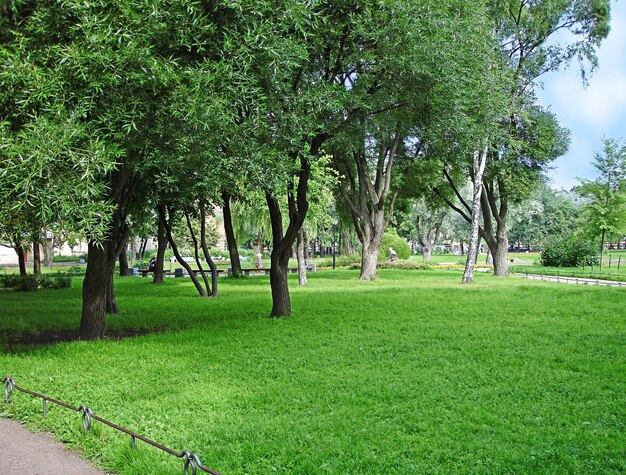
0 418 109 475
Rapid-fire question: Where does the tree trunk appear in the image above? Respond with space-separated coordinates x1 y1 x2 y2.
158 205 207 297
32 239 41 277
493 228 509 275
43 235 54 269
106 271 118 313
360 243 379 281
119 247 130 276
200 204 219 297
153 217 167 284
269 253 291 316
463 145 488 284
266 193 293 317
222 191 242 277
599 228 606 271
423 246 432 261
185 211 212 296
80 242 110 340
297 228 307 286
253 239 264 269
129 238 137 267
15 243 27 276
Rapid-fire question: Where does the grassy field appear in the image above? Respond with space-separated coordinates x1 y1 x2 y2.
1 270 625 474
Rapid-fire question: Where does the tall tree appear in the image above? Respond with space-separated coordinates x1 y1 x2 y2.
575 138 626 270
442 0 610 276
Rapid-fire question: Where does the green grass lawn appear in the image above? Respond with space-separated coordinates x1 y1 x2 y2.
1 270 625 474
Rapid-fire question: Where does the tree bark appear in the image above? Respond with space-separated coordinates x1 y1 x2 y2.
334 130 401 281
266 192 292 316
423 246 432 261
158 204 207 297
185 211 212 296
599 228 605 271
253 238 264 269
32 238 41 277
463 144 488 284
119 247 130 276
222 191 242 277
80 241 110 340
296 228 307 286
200 205 219 297
360 243 379 280
153 217 167 284
43 234 54 269
15 242 27 276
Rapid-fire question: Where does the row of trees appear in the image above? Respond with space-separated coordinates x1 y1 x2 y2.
0 0 612 339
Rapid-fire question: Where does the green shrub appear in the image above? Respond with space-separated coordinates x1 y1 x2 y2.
14 274 40 292
378 261 432 270
378 232 411 261
541 235 597 267
0 274 21 288
39 273 72 289
316 255 361 268
67 265 86 276
52 254 86 263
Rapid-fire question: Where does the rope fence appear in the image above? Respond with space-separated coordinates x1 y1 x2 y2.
2 376 221 475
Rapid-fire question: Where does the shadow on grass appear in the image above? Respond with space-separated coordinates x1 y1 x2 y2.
0 327 166 355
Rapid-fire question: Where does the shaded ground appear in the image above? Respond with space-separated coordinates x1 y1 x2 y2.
0 418 109 475
1 328 161 353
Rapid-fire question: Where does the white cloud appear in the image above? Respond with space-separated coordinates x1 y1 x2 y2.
538 0 626 188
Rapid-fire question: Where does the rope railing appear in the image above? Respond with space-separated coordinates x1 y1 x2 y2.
2 377 221 475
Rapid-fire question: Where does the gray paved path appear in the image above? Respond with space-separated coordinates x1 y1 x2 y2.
513 273 626 287
0 418 109 475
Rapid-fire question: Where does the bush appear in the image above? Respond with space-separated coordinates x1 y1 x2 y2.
379 232 411 261
0 274 22 288
40 273 72 289
378 261 432 270
52 254 86 263
14 275 40 292
315 255 361 268
541 235 597 267
67 265 86 276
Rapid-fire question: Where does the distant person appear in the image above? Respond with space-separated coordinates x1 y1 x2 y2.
389 247 397 263
147 257 156 271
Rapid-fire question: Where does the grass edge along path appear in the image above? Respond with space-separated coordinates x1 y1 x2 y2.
1 270 625 474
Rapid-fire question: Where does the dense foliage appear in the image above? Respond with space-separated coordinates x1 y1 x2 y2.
541 234 597 267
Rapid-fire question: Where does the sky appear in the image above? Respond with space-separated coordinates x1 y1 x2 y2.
536 0 626 190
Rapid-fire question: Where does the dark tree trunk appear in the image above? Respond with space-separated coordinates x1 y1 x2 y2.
158 204 207 297
119 247 130 276
106 271 118 313
81 242 111 340
80 166 135 339
15 243 27 276
153 217 167 284
266 193 292 316
222 191 242 277
200 204 219 297
138 238 148 260
185 211 212 296
32 239 41 277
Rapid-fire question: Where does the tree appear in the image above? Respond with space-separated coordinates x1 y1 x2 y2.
575 138 626 270
438 0 610 276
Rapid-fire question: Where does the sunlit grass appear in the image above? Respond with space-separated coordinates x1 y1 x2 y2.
1 270 624 474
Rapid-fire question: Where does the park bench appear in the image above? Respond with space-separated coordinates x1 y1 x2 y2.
229 264 316 276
